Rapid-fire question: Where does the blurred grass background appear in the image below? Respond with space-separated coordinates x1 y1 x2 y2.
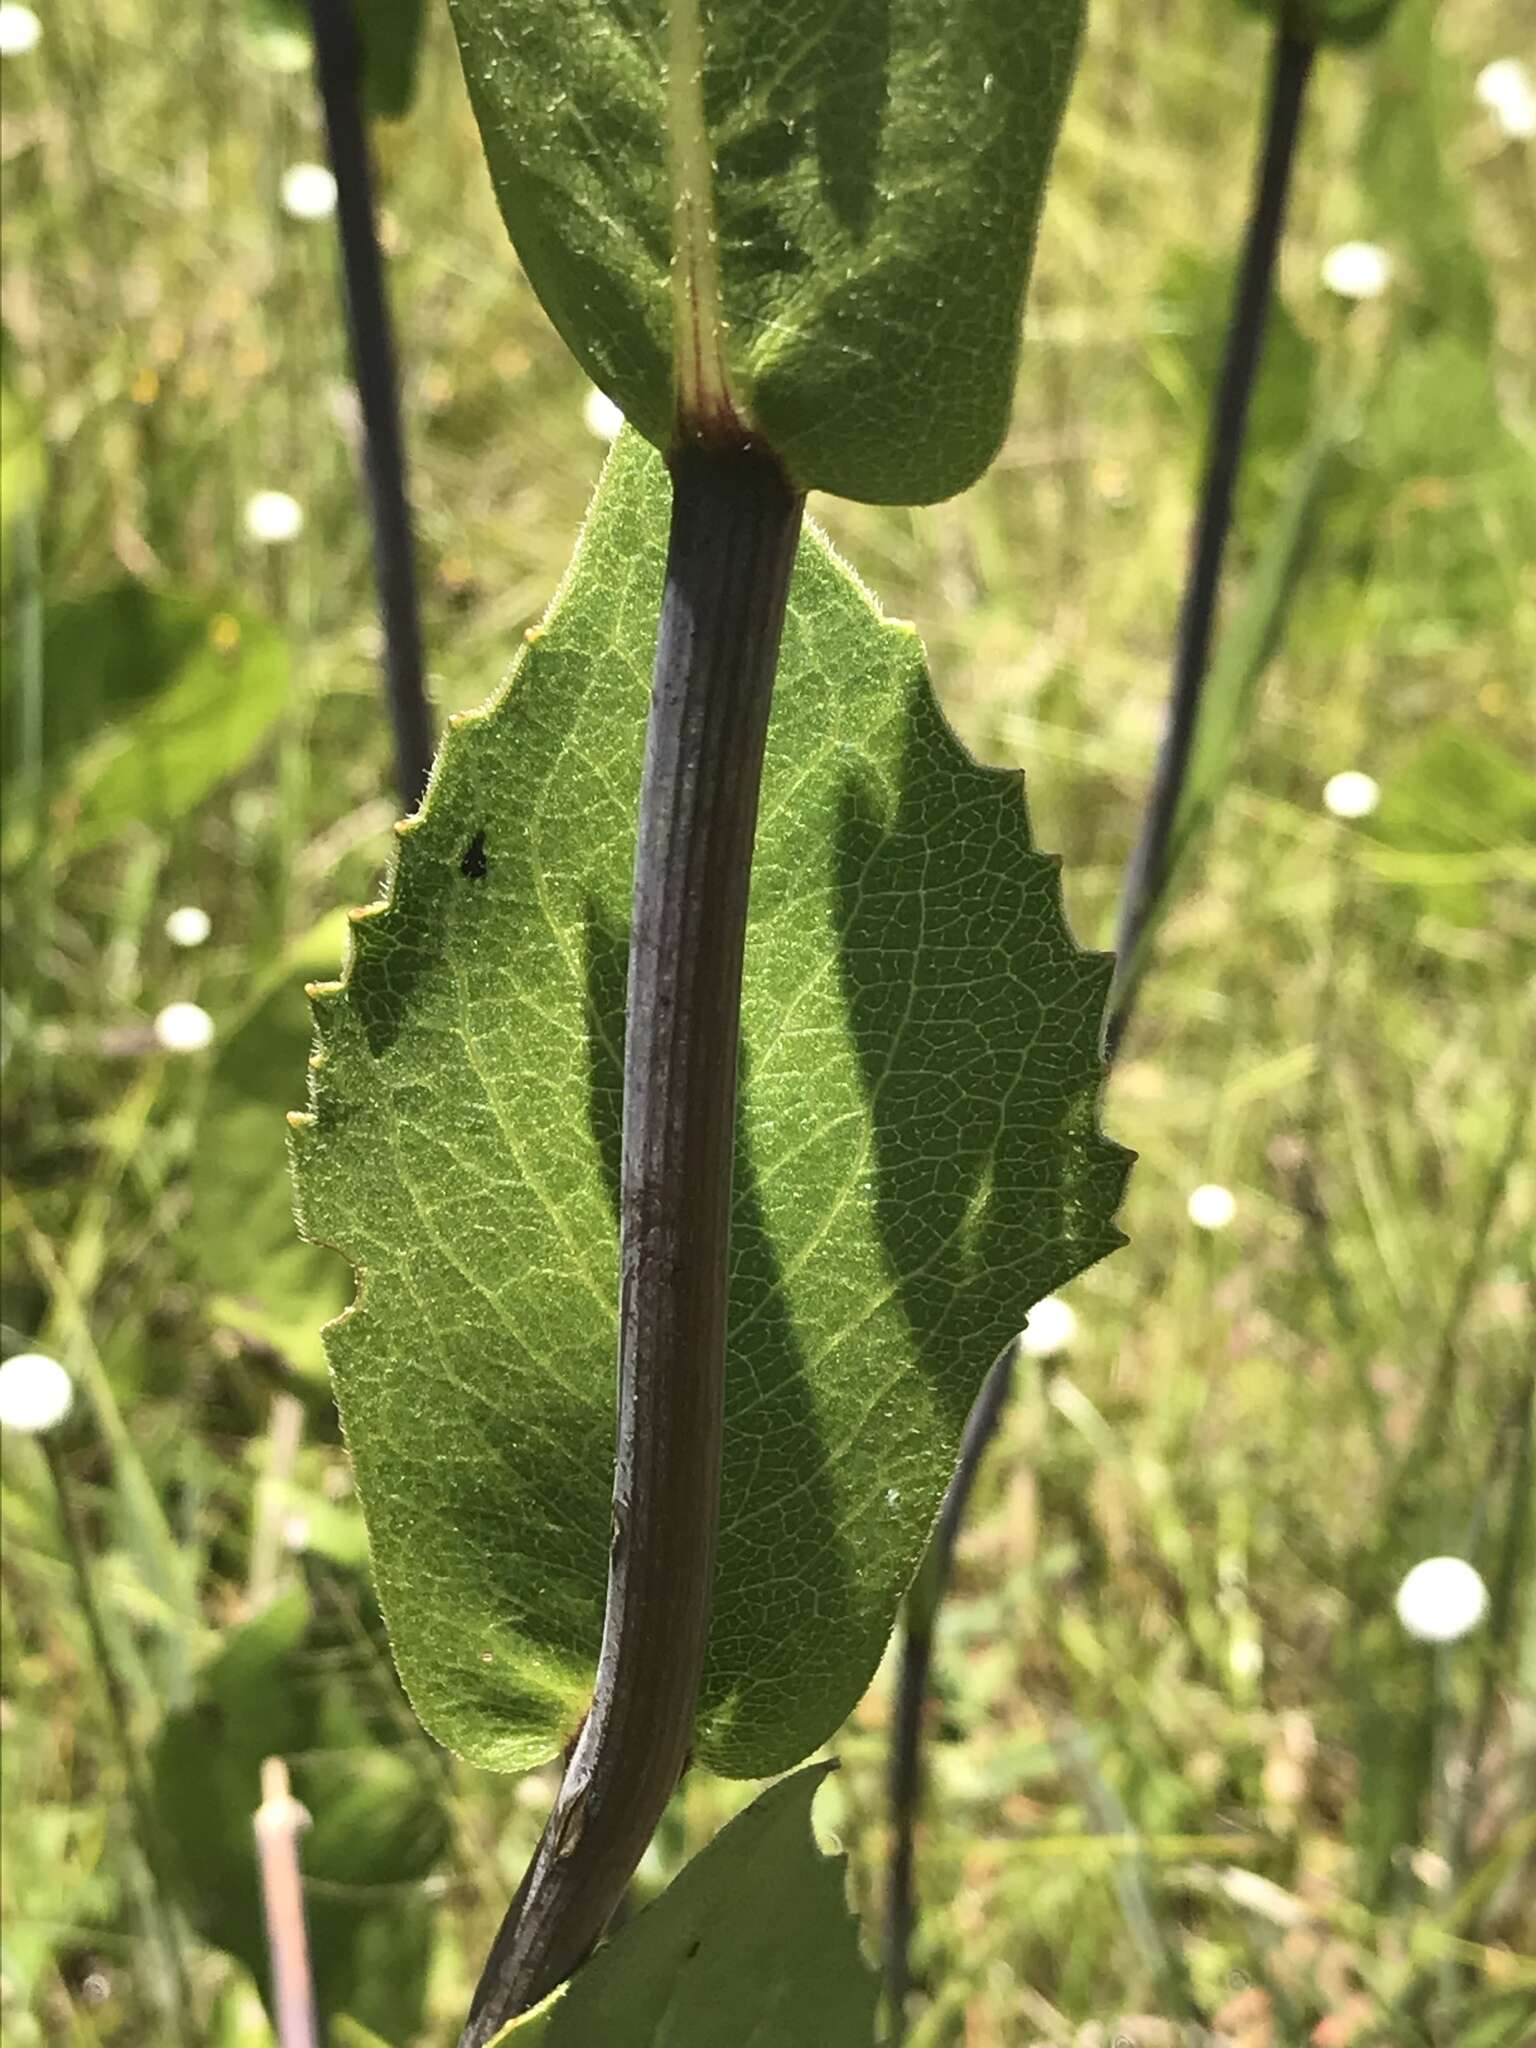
1 0 1533 2042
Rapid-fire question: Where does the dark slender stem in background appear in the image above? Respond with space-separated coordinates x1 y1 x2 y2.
304 0 435 810
461 445 803 2046
885 26 1316 2028
885 1342 1018 2021
1106 26 1314 1061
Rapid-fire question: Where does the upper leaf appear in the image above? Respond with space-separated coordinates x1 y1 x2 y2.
497 1764 877 2047
291 431 1127 1777
447 0 1084 504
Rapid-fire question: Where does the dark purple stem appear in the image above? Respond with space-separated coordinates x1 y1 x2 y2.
461 444 803 2045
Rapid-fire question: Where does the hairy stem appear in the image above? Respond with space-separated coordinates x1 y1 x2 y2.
461 443 803 2045
305 0 435 810
885 25 1316 2022
1106 26 1314 1059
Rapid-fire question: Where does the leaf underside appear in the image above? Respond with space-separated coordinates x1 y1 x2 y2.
292 430 1128 1777
494 1763 877 2046
447 0 1083 504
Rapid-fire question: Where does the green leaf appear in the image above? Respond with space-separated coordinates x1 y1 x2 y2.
151 1577 449 2045
292 431 1128 1777
493 1763 877 2047
1358 724 1536 925
447 0 1083 504
1358 0 1494 346
187 917 354 1376
2 583 289 857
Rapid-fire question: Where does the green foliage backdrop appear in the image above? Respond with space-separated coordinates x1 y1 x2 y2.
1 0 1531 2040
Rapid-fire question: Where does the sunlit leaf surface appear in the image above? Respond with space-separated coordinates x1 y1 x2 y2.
448 0 1083 503
292 431 1127 1776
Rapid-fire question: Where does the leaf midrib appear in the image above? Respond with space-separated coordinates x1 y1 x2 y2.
667 0 735 427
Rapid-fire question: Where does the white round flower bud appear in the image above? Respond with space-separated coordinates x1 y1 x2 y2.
1020 1294 1078 1358
1395 1557 1488 1643
1323 770 1380 820
1321 241 1393 301
1187 1183 1236 1231
0 6 43 57
281 163 338 222
0 1352 74 1434
153 1001 216 1053
243 490 304 545
164 905 212 949
1475 59 1536 140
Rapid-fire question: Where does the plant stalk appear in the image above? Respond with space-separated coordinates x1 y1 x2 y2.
885 1340 1018 2025
304 0 435 810
885 24 1316 2023
254 1757 322 2048
461 442 803 2045
1106 24 1314 1059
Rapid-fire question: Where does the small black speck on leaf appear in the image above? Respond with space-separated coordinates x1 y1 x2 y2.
460 830 488 880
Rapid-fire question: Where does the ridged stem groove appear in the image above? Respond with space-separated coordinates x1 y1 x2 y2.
462 441 803 2045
